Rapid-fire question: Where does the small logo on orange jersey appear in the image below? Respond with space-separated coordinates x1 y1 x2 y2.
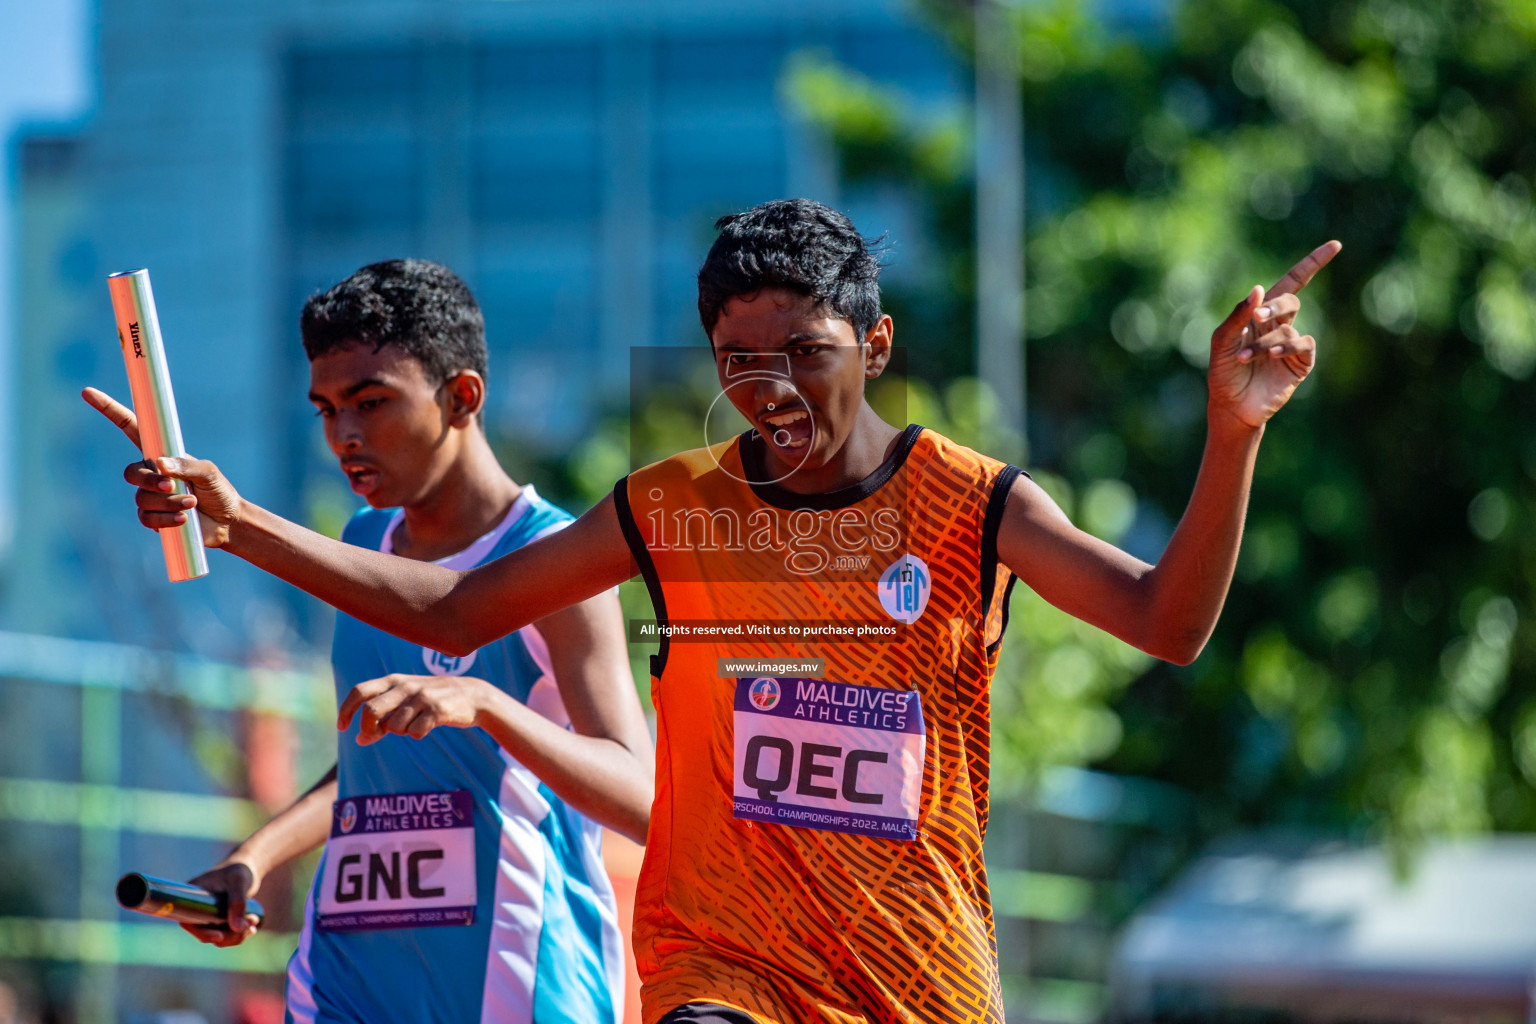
879 555 931 623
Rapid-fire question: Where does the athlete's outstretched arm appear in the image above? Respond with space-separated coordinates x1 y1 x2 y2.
995 241 1340 665
335 590 656 844
82 387 638 655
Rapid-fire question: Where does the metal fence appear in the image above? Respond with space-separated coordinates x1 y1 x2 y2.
0 631 335 1023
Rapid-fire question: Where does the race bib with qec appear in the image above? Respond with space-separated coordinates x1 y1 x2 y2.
732 677 926 841
317 789 477 932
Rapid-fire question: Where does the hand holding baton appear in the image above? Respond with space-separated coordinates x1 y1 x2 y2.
106 269 209 581
116 872 264 931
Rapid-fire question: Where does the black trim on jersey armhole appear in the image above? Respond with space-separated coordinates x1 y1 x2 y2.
980 464 1025 656
613 476 670 678
991 575 1020 656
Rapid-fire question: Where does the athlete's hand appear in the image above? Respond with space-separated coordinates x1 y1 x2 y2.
82 386 242 547
1206 240 1341 431
338 674 493 745
180 860 263 947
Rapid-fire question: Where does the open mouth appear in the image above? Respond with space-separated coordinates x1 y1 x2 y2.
761 407 813 451
342 462 381 496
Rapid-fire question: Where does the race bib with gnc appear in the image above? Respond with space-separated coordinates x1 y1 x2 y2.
317 789 477 932
732 677 926 841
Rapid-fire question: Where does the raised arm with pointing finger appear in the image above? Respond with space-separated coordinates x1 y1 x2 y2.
995 240 1342 664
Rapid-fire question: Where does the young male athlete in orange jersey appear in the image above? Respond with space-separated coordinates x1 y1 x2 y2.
89 199 1337 1024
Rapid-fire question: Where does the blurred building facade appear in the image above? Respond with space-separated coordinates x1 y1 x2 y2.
3 0 964 656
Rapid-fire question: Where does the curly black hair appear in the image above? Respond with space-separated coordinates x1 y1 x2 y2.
697 198 884 342
300 259 487 385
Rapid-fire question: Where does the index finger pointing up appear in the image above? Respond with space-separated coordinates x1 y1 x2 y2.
1265 240 1342 301
82 387 143 450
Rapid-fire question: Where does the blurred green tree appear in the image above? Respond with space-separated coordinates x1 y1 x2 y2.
775 0 1536 852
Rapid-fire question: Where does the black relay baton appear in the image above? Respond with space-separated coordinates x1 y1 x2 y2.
116 872 265 930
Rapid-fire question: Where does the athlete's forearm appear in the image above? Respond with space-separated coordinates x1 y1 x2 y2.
474 690 653 845
223 497 634 657
223 500 501 655
225 764 339 877
1140 412 1264 663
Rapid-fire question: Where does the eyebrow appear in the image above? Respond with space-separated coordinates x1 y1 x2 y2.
308 377 393 403
716 332 837 352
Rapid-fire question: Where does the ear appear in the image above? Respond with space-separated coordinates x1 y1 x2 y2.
441 370 486 428
863 315 894 379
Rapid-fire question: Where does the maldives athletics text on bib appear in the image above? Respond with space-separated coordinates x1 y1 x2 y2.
732 677 926 840
317 789 477 932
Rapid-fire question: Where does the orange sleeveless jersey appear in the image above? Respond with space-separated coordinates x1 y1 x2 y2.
614 425 1022 1024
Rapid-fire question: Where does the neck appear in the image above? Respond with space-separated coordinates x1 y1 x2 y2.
766 403 903 495
392 431 522 562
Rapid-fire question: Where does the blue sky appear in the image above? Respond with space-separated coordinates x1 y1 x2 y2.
0 0 90 552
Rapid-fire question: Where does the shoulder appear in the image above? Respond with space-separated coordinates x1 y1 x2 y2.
339 506 397 549
617 438 740 506
628 440 738 487
498 486 575 555
907 429 1028 544
520 487 575 534
909 427 1018 490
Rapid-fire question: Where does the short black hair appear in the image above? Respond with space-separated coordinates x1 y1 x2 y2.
300 259 487 385
697 198 883 342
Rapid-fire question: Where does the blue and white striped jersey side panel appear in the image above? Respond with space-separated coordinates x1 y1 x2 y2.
482 584 621 1024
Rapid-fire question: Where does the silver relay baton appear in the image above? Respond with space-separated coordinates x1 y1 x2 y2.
116 872 265 930
107 269 209 581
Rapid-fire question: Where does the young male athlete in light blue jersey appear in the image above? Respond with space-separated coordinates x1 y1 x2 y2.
88 260 653 1023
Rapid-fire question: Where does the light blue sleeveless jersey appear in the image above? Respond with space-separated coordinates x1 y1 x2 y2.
286 487 622 1024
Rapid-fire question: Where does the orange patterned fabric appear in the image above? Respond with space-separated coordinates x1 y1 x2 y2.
616 426 1020 1024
